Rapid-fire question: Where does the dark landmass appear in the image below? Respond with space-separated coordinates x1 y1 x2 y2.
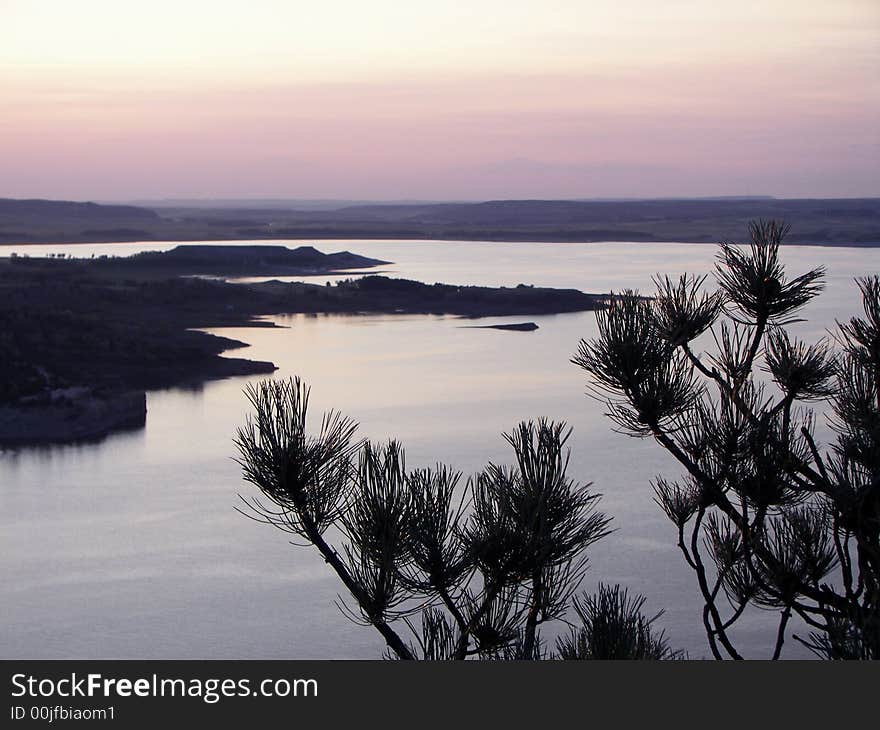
0 252 601 444
1 197 878 245
462 322 539 331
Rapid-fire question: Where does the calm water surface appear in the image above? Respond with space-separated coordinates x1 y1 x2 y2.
2 240 878 658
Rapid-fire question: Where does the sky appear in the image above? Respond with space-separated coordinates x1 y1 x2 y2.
1 0 878 201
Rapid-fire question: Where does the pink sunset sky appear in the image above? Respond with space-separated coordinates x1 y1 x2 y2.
1 0 878 201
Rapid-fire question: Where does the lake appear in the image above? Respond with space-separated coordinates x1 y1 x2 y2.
1 239 877 659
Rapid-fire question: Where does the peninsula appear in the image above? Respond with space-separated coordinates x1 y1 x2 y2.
0 245 602 444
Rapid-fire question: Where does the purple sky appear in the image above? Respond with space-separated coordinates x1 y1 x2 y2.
2 1 878 200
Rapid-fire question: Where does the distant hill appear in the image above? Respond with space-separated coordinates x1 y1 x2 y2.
0 198 160 243
1 196 878 245
0 198 158 221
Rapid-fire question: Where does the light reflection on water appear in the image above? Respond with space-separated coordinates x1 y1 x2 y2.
1 240 877 658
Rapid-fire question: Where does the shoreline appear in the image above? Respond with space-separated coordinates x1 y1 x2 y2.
0 246 603 445
0 389 147 446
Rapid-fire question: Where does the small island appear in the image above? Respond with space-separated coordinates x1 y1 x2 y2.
0 245 603 444
461 322 539 332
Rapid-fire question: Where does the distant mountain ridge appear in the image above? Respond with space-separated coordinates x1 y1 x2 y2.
1 196 878 245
